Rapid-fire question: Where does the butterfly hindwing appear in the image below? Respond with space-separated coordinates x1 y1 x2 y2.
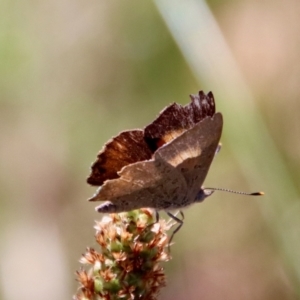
89 158 188 212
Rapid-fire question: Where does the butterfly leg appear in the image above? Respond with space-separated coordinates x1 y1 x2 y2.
166 211 184 251
134 210 159 243
145 209 159 228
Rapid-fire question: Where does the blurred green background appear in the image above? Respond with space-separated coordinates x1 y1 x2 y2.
1 0 300 299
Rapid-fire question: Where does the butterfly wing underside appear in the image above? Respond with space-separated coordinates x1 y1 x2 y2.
87 130 152 186
89 157 188 212
154 113 223 205
89 113 222 212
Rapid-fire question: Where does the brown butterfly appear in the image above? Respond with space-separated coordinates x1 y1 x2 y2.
87 91 263 242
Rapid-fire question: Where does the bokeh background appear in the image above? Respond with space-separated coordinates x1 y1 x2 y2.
1 0 300 299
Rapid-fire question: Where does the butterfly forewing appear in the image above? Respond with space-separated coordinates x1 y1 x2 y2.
154 113 223 205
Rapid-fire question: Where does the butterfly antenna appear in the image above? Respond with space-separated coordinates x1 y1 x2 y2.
204 187 264 196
